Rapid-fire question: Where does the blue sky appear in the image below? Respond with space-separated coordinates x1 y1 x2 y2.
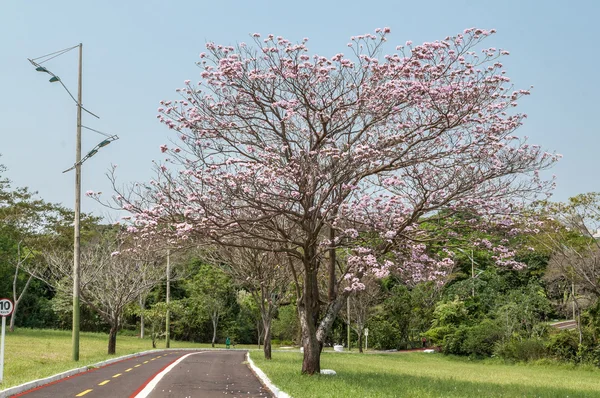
1 0 598 219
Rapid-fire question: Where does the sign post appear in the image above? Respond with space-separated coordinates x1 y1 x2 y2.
364 328 369 351
0 298 14 384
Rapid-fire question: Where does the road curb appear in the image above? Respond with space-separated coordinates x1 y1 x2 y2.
0 349 163 398
246 352 291 398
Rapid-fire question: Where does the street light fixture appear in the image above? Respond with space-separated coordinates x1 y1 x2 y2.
63 134 119 173
28 44 118 361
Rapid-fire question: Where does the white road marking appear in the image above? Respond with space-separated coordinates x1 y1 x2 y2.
133 352 206 398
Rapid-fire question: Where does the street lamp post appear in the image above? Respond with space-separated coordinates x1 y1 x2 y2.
29 44 118 361
72 43 83 362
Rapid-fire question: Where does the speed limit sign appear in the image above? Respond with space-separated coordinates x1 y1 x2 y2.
0 299 14 317
0 298 12 382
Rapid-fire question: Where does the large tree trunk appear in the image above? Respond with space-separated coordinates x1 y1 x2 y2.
358 332 364 353
299 306 321 375
299 266 322 375
108 325 118 355
298 253 351 374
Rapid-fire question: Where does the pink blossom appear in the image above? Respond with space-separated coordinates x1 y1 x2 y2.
110 28 558 356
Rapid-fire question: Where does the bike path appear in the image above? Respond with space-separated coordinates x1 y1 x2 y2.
143 350 272 397
12 350 272 398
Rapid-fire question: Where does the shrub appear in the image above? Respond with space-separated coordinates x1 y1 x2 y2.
368 317 402 350
495 338 547 362
462 319 503 357
577 343 600 366
547 330 579 362
423 325 455 347
443 326 469 355
431 298 468 328
442 320 503 357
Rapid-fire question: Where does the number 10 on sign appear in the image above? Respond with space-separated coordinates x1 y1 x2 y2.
0 298 14 383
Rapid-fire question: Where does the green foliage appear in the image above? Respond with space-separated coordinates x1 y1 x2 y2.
234 290 261 344
547 330 579 362
422 326 455 347
369 317 404 350
461 319 504 357
428 269 553 359
408 282 439 332
494 284 553 341
494 338 547 362
378 284 411 345
176 261 238 344
368 281 440 350
437 320 503 357
577 343 600 367
272 304 300 344
431 298 468 328
15 281 57 329
49 282 108 332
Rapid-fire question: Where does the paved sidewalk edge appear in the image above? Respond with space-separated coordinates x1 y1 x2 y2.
246 352 291 398
0 349 167 398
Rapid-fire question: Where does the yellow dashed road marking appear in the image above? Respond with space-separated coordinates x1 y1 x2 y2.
76 389 93 396
134 364 141 367
143 360 149 364
125 367 133 372
112 373 122 378
98 380 110 386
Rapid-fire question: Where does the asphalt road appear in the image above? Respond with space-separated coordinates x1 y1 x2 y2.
12 350 272 398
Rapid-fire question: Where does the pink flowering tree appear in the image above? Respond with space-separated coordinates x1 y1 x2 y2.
111 28 558 374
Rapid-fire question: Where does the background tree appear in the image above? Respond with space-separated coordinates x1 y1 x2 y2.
130 300 184 348
0 162 77 331
185 262 234 347
535 193 600 343
340 277 381 352
236 290 263 347
35 229 164 354
215 247 291 359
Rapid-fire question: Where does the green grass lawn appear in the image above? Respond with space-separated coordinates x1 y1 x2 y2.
251 351 600 398
1 328 254 389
